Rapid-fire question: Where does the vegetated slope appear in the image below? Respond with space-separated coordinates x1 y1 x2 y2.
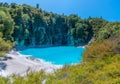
0 3 108 47
0 7 14 57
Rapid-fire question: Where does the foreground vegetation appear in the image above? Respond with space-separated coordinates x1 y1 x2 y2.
0 2 120 84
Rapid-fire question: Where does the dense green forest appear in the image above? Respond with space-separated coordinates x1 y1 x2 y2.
0 3 108 46
0 3 108 56
0 3 120 84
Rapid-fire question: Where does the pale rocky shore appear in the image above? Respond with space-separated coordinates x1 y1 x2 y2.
0 51 62 77
77 46 85 48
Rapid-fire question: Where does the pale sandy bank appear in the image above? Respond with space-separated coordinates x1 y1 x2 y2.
0 51 62 77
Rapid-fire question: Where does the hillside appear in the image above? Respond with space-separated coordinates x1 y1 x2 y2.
0 3 108 46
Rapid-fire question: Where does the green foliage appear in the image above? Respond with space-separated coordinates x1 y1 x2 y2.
83 39 115 62
88 17 108 36
11 71 46 84
0 37 13 57
0 8 14 57
0 71 46 84
96 22 120 41
0 77 9 84
1 3 108 46
0 8 14 41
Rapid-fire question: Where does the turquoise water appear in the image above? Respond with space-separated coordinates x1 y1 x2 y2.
20 46 85 65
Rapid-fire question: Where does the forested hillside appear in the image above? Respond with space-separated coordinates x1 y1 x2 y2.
0 2 120 84
0 3 108 47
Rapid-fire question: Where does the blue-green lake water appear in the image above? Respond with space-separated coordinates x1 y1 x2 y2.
20 46 85 65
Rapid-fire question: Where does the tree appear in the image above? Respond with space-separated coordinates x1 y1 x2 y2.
36 4 39 9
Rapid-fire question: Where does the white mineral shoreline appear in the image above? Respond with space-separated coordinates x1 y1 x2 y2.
0 51 63 77
77 45 86 48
